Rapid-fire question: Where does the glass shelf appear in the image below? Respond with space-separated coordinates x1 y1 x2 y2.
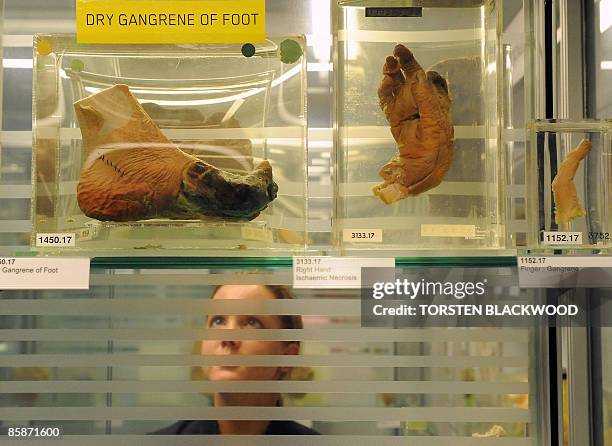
78 255 518 270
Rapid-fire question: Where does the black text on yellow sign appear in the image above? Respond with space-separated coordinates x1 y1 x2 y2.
76 0 266 44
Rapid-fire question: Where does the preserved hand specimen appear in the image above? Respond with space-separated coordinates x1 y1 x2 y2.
373 44 454 204
74 84 277 222
551 139 592 225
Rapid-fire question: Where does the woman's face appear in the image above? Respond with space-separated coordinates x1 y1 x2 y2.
201 285 298 381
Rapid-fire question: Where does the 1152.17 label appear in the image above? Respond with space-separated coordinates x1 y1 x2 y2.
541 231 582 245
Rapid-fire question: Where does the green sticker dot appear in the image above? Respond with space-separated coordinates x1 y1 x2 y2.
280 39 303 64
70 59 85 72
241 43 256 58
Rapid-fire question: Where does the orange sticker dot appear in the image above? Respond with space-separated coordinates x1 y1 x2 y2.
37 39 53 56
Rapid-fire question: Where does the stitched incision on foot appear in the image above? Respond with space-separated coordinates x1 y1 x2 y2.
373 44 454 204
99 154 126 177
551 139 592 225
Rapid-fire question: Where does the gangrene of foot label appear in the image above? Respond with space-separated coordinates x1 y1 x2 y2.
76 0 265 44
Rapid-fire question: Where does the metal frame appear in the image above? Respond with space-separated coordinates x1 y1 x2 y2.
531 320 554 446
561 290 594 445
555 1 605 445
527 0 600 444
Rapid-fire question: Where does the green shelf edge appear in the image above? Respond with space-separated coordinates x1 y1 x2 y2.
90 257 294 270
90 256 518 270
395 256 517 268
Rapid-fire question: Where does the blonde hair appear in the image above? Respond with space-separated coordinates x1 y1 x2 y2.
191 284 303 381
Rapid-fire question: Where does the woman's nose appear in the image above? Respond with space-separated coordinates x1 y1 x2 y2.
219 317 240 349
220 339 238 349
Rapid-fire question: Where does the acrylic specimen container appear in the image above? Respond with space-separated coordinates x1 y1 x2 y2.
32 35 307 256
333 1 505 255
526 120 612 251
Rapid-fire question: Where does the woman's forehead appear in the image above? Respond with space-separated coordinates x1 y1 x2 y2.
213 285 276 300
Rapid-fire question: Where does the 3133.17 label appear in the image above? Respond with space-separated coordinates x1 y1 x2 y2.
342 229 383 243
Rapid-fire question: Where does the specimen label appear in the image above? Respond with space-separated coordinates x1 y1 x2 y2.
342 229 383 243
365 7 422 18
541 231 583 245
420 224 477 238
518 256 612 268
241 226 274 243
76 0 266 44
518 256 612 288
0 258 90 290
35 233 76 247
293 257 394 289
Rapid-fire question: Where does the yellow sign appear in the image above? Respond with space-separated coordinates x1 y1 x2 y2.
76 0 265 44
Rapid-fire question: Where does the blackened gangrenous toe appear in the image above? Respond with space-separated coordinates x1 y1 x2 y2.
255 160 273 175
252 160 278 201
268 182 279 201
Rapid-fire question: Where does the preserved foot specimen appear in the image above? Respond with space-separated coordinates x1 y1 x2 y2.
373 44 454 204
551 139 592 225
74 84 277 222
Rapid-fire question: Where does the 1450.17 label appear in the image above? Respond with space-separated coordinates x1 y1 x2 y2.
36 233 76 247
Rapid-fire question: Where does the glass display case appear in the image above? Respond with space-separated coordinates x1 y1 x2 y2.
2 1 612 445
333 0 505 255
523 0 612 254
32 35 308 256
526 120 612 251
0 262 541 443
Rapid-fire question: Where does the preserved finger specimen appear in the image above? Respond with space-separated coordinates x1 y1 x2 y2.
373 44 454 204
472 425 507 438
551 139 592 225
75 84 278 222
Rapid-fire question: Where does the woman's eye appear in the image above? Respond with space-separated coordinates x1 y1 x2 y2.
209 316 225 327
244 317 263 329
